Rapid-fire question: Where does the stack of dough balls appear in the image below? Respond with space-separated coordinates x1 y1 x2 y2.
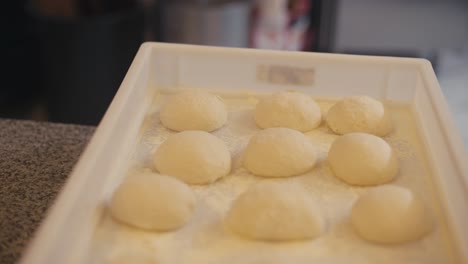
326 96 392 136
243 127 317 177
351 185 432 244
159 90 227 132
328 133 398 186
225 181 325 241
254 91 322 132
110 172 196 231
154 131 231 184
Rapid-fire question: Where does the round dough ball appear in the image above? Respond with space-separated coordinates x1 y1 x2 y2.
160 90 227 132
326 96 392 136
225 181 325 241
254 91 322 132
105 253 157 264
351 185 432 244
328 133 398 186
110 172 196 231
243 128 317 177
154 131 231 184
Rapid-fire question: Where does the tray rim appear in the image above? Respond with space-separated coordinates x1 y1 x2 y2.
19 42 468 264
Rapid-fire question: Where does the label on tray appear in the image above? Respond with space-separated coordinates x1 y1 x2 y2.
257 65 315 86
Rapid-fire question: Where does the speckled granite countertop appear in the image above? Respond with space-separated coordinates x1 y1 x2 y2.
0 119 95 264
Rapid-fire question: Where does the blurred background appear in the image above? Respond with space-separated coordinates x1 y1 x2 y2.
1 0 467 141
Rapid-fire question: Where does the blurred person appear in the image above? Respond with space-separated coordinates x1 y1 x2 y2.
250 0 313 51
0 1 41 119
27 0 144 125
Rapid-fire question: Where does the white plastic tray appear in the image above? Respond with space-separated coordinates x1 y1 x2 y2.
20 43 468 264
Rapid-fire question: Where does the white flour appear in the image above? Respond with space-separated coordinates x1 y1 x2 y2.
90 94 456 264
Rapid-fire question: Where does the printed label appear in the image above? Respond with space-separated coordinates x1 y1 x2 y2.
257 65 315 86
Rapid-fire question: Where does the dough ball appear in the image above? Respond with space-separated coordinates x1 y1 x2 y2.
351 185 432 244
328 133 398 186
160 90 227 132
326 96 392 136
254 91 322 132
110 172 196 231
105 252 157 264
225 181 325 241
154 131 231 184
243 128 317 177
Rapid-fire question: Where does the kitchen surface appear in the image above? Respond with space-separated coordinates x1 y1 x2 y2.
0 120 94 263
